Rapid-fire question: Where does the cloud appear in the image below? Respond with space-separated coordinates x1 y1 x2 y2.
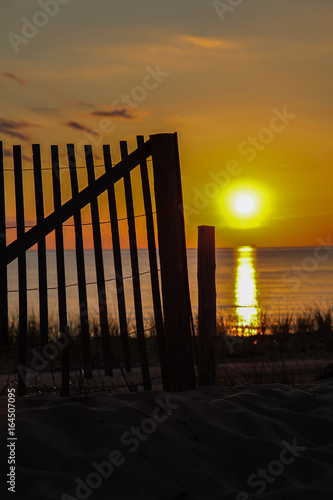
65 121 99 136
0 118 38 141
176 35 240 50
3 147 13 157
0 72 26 86
30 106 60 114
91 107 136 119
51 88 96 110
2 147 31 163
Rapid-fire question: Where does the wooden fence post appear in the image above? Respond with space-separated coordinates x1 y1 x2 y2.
150 133 196 391
0 142 8 346
32 145 49 349
198 226 217 386
103 144 131 373
67 144 92 379
13 146 28 395
85 145 113 377
137 135 169 391
51 145 69 397
121 141 151 391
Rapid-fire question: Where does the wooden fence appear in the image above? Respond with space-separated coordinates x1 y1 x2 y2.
0 133 196 395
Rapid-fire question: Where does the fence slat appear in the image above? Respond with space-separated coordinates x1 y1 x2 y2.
0 142 8 346
32 144 49 348
121 141 151 391
85 145 112 377
13 146 27 395
137 135 168 390
51 145 69 396
103 145 131 372
67 144 92 379
198 226 217 386
150 133 196 391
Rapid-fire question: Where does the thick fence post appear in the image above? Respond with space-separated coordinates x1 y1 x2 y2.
150 133 195 391
197 226 217 387
0 142 8 346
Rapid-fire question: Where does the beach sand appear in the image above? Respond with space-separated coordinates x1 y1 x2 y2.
1 380 333 499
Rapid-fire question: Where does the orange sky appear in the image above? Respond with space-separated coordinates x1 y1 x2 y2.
1 0 333 248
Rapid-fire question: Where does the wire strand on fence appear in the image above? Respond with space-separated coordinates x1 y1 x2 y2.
2 158 153 172
4 211 156 230
7 268 160 293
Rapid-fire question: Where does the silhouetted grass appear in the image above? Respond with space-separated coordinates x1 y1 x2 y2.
1 307 333 394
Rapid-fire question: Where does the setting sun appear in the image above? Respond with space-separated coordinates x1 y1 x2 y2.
217 185 269 230
235 194 256 215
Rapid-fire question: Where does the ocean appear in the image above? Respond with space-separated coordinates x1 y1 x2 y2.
6 246 333 326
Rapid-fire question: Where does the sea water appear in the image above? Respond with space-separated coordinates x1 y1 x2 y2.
6 247 333 324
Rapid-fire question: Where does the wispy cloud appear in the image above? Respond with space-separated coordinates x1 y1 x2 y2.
0 118 38 141
30 106 60 114
3 147 13 157
2 147 31 163
90 107 136 119
65 121 99 136
0 72 26 86
52 88 96 110
176 35 240 49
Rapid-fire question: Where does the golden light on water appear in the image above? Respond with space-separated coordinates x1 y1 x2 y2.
234 246 260 334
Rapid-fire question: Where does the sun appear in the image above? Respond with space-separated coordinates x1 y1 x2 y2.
217 182 271 229
217 184 270 229
235 194 255 215
230 190 260 219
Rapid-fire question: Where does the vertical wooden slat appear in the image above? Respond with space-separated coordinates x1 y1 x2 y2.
136 135 168 390
13 146 27 395
121 141 151 391
51 145 69 396
198 226 217 387
85 145 112 377
67 144 92 379
103 145 131 372
0 142 8 346
32 144 48 348
150 133 196 391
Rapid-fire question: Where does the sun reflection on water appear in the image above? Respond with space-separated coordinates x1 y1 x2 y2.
234 246 260 335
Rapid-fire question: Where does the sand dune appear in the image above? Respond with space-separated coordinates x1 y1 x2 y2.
1 380 333 499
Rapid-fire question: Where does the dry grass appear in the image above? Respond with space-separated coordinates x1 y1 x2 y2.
1 308 333 395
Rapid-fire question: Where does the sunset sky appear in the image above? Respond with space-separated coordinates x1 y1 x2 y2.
1 0 333 248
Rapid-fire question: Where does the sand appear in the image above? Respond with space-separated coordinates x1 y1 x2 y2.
1 380 333 499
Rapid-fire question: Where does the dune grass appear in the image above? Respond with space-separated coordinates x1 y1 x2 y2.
1 307 332 394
